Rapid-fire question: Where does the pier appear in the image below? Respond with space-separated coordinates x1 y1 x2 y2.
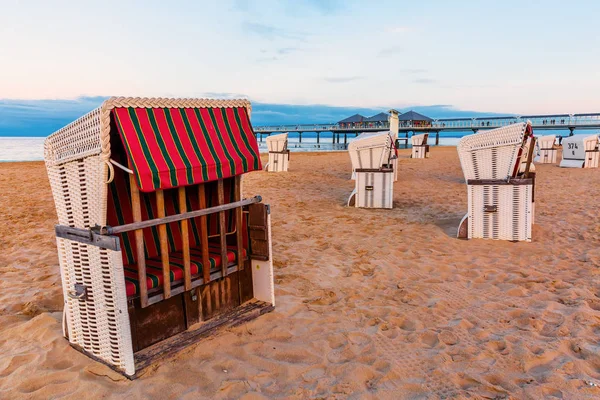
254 112 600 146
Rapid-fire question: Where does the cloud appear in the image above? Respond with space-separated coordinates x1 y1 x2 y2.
0 97 508 137
386 26 411 34
242 22 304 41
377 45 403 57
323 76 365 83
413 78 437 84
0 96 108 136
276 47 299 55
256 47 301 62
401 68 427 74
200 92 249 99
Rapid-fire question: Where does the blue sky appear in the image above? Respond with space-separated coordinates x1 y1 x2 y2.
1 0 599 136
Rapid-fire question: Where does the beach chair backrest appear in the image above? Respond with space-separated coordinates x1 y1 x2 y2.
457 122 528 180
411 133 428 146
266 133 288 152
537 135 556 150
348 131 394 170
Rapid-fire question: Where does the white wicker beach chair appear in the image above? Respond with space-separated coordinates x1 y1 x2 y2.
265 133 289 172
44 97 275 378
347 131 395 208
559 134 600 168
456 122 536 241
411 133 430 159
534 135 557 164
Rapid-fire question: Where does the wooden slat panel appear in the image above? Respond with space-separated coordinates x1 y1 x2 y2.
217 179 228 277
129 176 148 308
198 184 211 283
178 187 192 291
155 190 171 300
234 175 244 271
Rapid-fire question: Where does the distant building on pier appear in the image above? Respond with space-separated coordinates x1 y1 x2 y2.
337 110 434 130
338 114 365 129
363 112 389 128
398 110 433 128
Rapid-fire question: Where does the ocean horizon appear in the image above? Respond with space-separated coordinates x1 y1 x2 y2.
0 132 470 162
0 129 578 162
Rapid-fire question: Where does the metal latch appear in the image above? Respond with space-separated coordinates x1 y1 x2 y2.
365 185 374 191
484 205 498 213
55 225 120 251
67 284 88 301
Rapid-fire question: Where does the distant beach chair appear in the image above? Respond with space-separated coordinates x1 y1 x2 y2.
411 133 430 158
559 134 600 168
265 133 290 172
457 122 536 241
534 135 557 164
44 97 275 378
347 131 395 208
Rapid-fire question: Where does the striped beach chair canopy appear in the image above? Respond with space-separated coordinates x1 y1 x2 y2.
110 98 262 192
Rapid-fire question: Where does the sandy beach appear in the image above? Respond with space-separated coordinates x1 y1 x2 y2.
1 147 600 399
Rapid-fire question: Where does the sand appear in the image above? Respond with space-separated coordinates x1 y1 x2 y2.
1 147 600 399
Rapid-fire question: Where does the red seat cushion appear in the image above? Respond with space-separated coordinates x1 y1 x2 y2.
124 244 246 297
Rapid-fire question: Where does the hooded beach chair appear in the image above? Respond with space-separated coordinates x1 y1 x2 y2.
347 131 395 208
411 133 430 159
534 135 557 164
265 133 290 172
457 122 536 241
559 134 600 168
44 97 275 378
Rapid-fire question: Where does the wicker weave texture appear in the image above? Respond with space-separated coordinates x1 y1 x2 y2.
354 171 393 209
267 153 289 172
266 133 288 152
458 123 526 180
468 184 532 241
349 132 394 170
46 154 133 375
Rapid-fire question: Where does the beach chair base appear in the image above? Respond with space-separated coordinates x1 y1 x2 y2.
266 151 289 172
585 151 599 168
411 145 430 159
70 299 273 379
534 149 557 164
463 180 533 241
351 170 393 209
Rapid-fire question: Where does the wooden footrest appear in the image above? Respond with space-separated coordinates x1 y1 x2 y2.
132 300 273 378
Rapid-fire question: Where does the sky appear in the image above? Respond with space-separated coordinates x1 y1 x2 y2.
1 0 599 136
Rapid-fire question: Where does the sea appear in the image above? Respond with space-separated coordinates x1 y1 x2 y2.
0 133 468 162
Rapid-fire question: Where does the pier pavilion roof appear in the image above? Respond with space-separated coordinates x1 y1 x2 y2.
337 114 365 124
364 112 389 122
398 110 433 122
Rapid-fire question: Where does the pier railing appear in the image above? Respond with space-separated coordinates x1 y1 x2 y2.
254 113 600 133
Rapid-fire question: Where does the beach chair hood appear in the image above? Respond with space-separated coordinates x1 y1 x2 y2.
266 133 288 152
45 97 262 194
348 131 395 170
457 122 530 181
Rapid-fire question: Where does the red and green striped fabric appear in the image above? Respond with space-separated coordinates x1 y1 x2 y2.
112 106 262 192
123 244 247 297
